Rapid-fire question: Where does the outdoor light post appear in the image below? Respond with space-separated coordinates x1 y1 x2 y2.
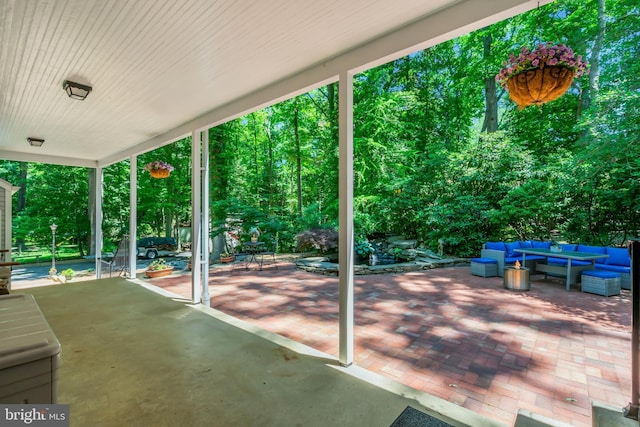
50 223 58 272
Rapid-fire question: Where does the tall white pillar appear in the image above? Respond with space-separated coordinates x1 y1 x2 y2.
338 71 355 366
191 130 202 304
201 130 210 306
129 156 137 279
94 167 103 278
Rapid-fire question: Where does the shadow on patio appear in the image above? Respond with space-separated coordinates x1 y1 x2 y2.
147 261 633 427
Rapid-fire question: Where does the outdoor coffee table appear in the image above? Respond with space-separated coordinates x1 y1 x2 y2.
514 248 609 291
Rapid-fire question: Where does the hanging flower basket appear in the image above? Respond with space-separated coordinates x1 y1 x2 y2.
144 161 174 179
505 66 575 109
149 168 171 178
496 43 588 109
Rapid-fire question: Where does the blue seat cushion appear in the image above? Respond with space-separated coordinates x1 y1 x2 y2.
505 256 524 263
485 241 506 252
532 240 551 249
524 255 547 261
583 270 619 279
605 247 630 267
595 263 630 274
577 244 607 263
471 257 498 264
505 241 521 257
547 258 592 266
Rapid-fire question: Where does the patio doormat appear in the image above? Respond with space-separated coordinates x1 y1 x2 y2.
390 406 454 427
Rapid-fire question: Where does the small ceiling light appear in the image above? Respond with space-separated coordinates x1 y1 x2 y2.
63 80 92 100
27 137 45 147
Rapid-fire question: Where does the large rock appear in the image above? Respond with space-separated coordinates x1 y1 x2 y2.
389 240 418 250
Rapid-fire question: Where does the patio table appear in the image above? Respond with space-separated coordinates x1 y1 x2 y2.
242 241 265 270
514 248 609 291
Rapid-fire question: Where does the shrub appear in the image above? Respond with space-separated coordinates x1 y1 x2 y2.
296 228 339 253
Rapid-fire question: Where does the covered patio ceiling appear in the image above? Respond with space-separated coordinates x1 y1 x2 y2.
0 0 550 169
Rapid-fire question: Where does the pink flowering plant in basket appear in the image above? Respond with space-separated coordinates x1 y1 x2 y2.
144 160 174 172
495 42 589 88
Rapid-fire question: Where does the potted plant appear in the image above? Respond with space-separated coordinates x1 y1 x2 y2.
496 42 589 109
220 251 235 263
145 258 174 278
248 226 261 243
61 268 74 282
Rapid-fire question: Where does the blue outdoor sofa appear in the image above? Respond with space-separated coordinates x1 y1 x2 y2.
480 240 631 290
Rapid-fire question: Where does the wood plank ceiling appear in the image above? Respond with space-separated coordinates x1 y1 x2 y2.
0 0 543 167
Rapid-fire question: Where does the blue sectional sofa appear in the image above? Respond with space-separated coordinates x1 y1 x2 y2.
480 241 631 290
481 240 549 278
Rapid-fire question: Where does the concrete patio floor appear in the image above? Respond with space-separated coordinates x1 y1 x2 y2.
16 277 503 427
146 260 633 427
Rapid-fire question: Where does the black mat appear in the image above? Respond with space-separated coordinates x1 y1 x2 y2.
390 406 455 427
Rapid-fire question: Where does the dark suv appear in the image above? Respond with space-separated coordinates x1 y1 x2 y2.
136 237 177 259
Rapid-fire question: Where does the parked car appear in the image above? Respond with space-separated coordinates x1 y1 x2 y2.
137 237 177 259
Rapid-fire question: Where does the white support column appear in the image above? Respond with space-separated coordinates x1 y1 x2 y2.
129 156 137 279
94 167 104 278
191 130 202 304
338 70 355 367
201 130 210 306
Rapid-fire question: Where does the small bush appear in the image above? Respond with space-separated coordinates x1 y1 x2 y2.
296 228 339 253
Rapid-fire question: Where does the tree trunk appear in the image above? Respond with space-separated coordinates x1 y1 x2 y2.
265 124 275 210
294 102 303 216
578 0 605 119
17 162 27 212
481 34 498 133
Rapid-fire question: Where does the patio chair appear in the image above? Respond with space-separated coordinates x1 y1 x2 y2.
258 240 278 270
102 235 130 277
228 249 248 273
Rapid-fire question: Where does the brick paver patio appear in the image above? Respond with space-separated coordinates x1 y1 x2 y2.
148 260 633 427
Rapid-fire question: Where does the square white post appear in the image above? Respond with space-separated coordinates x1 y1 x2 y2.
94 166 103 277
129 156 137 279
191 130 202 304
338 71 355 366
201 130 210 306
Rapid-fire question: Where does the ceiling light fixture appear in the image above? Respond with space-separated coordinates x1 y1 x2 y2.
27 137 45 147
63 80 92 100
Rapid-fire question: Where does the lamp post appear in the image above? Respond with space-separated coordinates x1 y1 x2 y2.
50 224 58 272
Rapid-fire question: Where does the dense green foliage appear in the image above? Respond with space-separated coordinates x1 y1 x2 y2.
1 0 638 258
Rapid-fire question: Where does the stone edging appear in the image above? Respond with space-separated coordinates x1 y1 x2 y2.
296 256 470 276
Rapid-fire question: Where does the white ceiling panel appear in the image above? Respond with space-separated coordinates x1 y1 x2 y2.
0 0 544 167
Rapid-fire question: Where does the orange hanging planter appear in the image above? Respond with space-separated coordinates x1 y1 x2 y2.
496 43 588 109
505 66 574 109
144 161 174 179
149 168 171 179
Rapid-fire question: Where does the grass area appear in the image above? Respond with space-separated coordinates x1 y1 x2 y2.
11 245 83 264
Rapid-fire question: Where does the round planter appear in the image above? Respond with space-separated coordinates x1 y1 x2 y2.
506 66 574 109
149 169 171 179
220 255 235 263
145 266 174 278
